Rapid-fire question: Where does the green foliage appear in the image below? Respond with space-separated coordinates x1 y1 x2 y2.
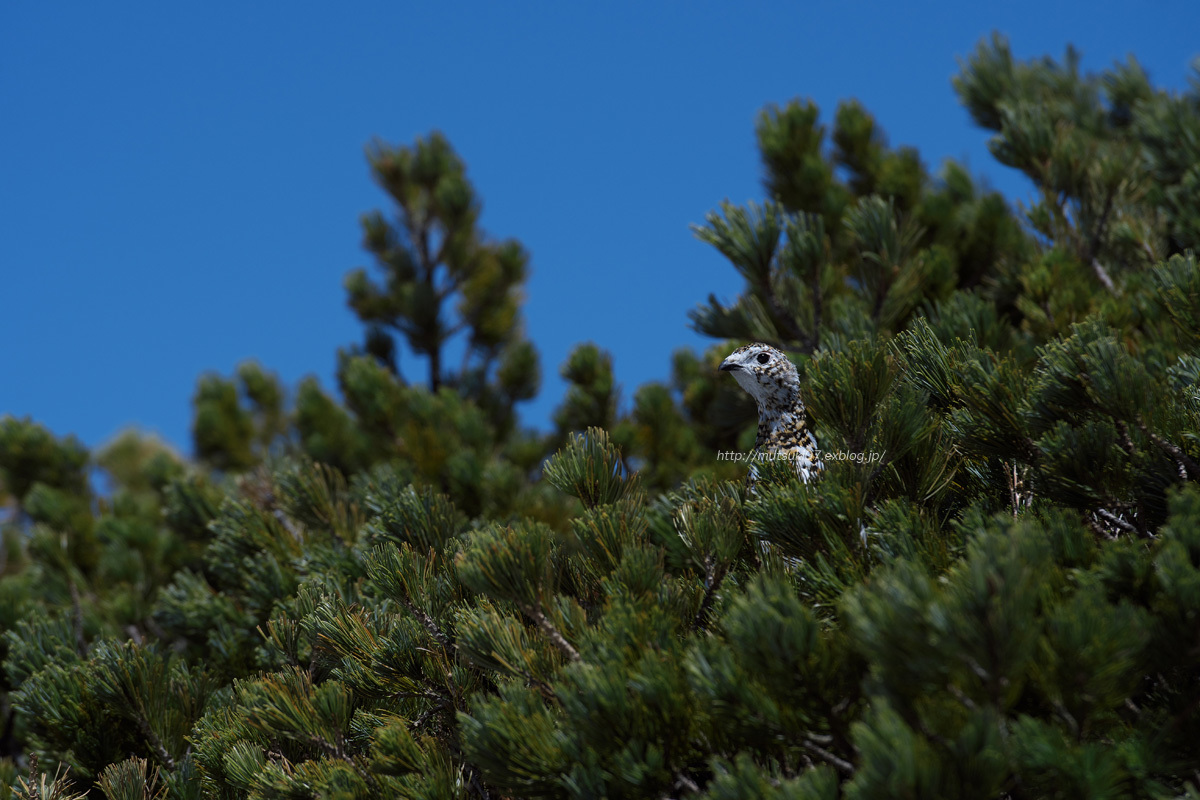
345 131 538 412
542 427 638 509
4 35 1200 800
689 201 839 352
552 343 619 439
11 756 87 800
0 417 89 510
191 363 286 471
95 757 167 800
177 132 560 529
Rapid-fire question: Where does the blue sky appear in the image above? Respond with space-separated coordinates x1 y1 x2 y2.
3 2 1197 455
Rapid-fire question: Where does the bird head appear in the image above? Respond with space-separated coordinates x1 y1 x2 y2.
719 343 801 410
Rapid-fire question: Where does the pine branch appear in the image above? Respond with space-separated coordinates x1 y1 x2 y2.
520 670 559 704
1095 507 1139 537
309 734 383 795
764 290 806 348
519 602 580 663
1138 421 1200 480
378 321 410 385
136 712 176 771
27 753 39 800
1085 514 1118 541
670 771 701 796
68 581 87 658
1006 461 1033 516
821 694 860 773
407 695 459 736
947 682 978 711
1116 420 1137 455
417 218 433 281
808 250 823 355
1090 258 1117 294
801 736 855 776
467 766 493 800
1085 185 1118 295
862 457 894 508
402 598 453 650
691 557 729 632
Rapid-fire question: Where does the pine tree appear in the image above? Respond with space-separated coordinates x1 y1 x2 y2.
182 133 557 521
3 34 1200 800
345 132 539 415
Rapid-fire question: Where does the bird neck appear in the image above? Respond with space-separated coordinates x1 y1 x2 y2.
755 396 808 449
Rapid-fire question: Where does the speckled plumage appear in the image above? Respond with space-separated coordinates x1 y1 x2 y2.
720 342 824 484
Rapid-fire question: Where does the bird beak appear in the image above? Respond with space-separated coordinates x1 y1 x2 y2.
719 358 741 372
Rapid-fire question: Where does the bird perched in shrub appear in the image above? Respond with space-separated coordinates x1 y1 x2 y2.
720 342 823 484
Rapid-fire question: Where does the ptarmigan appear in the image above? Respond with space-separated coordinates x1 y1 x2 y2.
720 343 824 485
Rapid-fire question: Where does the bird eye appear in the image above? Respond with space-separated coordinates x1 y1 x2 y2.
756 353 770 364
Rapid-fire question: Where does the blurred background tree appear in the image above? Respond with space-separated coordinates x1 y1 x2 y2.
346 133 540 422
